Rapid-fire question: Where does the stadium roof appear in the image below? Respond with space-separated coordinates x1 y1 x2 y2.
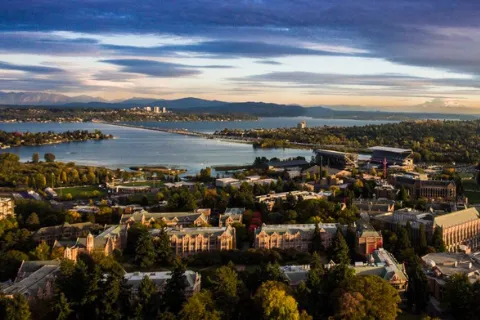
369 146 412 153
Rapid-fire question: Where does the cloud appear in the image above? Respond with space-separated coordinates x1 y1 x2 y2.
0 61 64 74
100 59 201 77
256 60 282 65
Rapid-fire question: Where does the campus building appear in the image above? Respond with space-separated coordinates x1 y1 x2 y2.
33 222 98 245
55 225 127 261
151 225 236 257
2 260 60 301
254 223 346 251
390 174 456 201
218 208 245 227
434 207 480 252
256 191 326 211
369 146 414 168
124 270 201 297
120 210 209 227
355 222 383 256
0 197 14 220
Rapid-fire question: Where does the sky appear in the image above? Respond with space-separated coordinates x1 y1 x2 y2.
2 1 480 110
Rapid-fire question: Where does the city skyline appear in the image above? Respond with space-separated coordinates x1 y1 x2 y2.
1 1 480 111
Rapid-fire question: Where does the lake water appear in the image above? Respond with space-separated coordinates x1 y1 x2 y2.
0 118 395 173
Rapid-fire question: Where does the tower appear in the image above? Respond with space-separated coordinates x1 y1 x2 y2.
383 157 387 179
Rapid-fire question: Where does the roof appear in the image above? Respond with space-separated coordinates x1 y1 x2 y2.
124 270 199 290
4 265 59 296
369 146 412 153
280 265 310 285
120 211 205 224
434 207 480 229
422 252 480 278
354 249 407 282
15 260 60 281
159 226 234 238
224 208 245 215
34 222 94 235
255 223 342 236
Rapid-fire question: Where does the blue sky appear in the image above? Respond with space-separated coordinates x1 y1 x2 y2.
1 0 480 109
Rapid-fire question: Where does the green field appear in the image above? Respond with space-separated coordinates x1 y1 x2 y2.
121 180 164 187
55 186 106 199
462 179 480 203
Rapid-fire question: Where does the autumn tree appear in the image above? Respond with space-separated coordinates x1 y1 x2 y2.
180 290 221 320
254 281 305 320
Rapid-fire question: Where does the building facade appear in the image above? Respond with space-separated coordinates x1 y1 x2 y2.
254 223 346 251
0 198 14 220
124 270 201 297
219 208 245 227
155 225 236 257
33 222 98 245
434 207 480 252
391 174 456 201
355 222 383 256
120 211 209 227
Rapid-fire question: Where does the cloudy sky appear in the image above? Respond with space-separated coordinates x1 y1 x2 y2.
2 1 480 109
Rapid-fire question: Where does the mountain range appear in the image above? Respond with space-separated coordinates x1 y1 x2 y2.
1 91 479 120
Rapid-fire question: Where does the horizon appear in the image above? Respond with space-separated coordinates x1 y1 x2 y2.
1 2 480 112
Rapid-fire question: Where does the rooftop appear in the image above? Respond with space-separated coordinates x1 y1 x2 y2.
434 207 480 229
369 146 412 153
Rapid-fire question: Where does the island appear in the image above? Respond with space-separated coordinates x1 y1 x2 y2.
0 129 113 149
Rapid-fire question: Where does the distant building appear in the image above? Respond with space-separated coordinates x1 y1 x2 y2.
120 211 209 227
2 260 60 301
153 106 161 113
144 106 152 112
314 149 358 169
390 173 456 201
44 188 58 199
125 270 201 296
256 191 326 211
353 198 395 215
297 121 307 129
0 198 14 220
219 208 245 227
369 146 414 168
352 249 408 292
254 223 346 251
55 225 127 261
33 222 98 245
151 225 236 257
374 182 398 200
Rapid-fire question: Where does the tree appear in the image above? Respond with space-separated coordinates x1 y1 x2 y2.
331 228 350 265
31 241 50 260
135 233 156 268
333 275 401 320
180 290 221 320
418 224 428 255
153 227 173 265
44 153 56 162
432 227 446 252
254 281 303 320
310 224 324 253
406 258 429 313
95 273 122 320
25 212 40 229
163 258 187 313
32 152 40 164
213 263 239 318
134 275 158 319
52 292 72 320
0 294 31 320
442 274 472 319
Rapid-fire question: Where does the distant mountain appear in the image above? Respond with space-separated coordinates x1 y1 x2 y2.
178 102 305 117
0 91 106 105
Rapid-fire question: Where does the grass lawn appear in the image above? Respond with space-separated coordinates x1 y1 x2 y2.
122 180 164 187
55 186 106 198
462 179 480 204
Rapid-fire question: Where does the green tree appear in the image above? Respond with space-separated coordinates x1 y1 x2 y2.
163 258 187 313
180 290 221 320
0 294 31 320
52 292 72 320
333 275 401 320
44 152 56 163
25 212 40 229
32 152 40 164
31 241 50 260
406 258 429 313
441 274 472 319
310 224 324 253
134 275 158 319
213 263 239 318
153 227 173 265
95 273 122 320
255 281 303 320
331 228 350 265
432 227 446 252
135 233 156 268
418 224 428 255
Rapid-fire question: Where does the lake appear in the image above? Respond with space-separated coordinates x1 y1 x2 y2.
0 117 394 173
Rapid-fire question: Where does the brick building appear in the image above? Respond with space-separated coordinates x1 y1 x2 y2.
434 207 480 252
